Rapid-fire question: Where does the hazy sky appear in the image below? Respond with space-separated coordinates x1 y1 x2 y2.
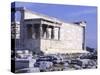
12 2 97 48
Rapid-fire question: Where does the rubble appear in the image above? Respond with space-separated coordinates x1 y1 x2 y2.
15 52 97 73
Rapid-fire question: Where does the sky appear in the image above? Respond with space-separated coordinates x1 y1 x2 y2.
12 2 97 49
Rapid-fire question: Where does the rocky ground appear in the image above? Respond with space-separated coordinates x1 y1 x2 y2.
15 52 97 73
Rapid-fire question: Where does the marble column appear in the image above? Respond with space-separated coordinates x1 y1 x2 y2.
40 24 43 39
83 26 86 50
58 27 60 40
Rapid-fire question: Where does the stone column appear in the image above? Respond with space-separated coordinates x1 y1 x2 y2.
46 25 49 39
51 27 54 39
80 21 86 50
58 27 60 40
83 26 86 50
54 27 59 40
48 27 52 39
20 9 25 49
40 23 43 39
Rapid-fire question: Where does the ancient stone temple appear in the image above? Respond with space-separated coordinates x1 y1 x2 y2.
11 7 87 54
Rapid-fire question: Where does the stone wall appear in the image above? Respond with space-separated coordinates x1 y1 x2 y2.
61 23 83 50
40 23 84 54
